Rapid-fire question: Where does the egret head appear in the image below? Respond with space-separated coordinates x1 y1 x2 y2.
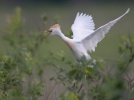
44 24 60 38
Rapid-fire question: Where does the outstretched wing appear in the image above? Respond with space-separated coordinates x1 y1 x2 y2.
82 8 130 52
71 12 95 41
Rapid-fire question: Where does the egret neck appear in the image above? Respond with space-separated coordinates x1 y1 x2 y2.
56 29 70 41
57 29 74 51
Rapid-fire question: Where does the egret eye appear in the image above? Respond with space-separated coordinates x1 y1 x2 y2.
48 29 52 33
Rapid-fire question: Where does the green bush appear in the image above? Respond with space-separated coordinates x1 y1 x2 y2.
0 7 134 100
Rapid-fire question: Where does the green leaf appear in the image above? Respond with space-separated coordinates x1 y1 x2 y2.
84 67 94 75
36 91 42 96
38 69 43 76
50 77 54 81
61 56 65 62
68 69 77 77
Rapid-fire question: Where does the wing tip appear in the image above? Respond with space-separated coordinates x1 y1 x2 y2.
126 8 130 14
77 12 79 15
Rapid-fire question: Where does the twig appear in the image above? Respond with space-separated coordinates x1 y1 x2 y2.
121 54 134 74
46 83 57 100
77 81 84 93
71 82 76 91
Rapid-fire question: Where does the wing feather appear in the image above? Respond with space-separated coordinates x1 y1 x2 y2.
71 12 95 41
82 8 130 52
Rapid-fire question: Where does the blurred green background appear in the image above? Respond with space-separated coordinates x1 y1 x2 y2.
0 0 134 62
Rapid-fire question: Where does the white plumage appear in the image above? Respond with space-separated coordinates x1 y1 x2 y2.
71 12 95 40
44 8 130 62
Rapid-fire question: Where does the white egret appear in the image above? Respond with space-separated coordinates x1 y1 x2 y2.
44 8 130 62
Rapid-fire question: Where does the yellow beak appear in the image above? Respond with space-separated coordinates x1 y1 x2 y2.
44 30 50 38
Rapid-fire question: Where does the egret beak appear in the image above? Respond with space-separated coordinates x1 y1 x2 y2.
44 30 50 38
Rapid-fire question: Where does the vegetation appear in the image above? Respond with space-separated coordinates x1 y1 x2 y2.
0 7 134 100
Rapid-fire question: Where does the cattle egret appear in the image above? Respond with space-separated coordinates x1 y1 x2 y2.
44 8 130 62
